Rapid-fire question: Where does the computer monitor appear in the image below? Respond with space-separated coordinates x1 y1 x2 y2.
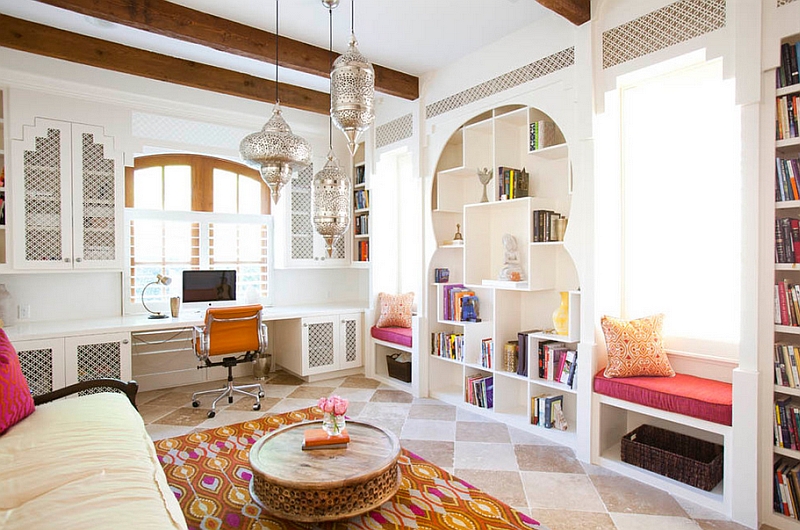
181 270 237 310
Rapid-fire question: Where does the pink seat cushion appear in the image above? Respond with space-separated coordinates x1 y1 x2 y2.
593 369 732 426
371 326 412 348
0 328 36 435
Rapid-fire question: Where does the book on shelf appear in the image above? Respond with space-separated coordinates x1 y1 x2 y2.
530 393 563 428
442 284 479 322
777 94 800 140
776 156 800 202
460 295 480 322
775 343 800 388
356 240 369 261
529 120 558 151
465 373 493 408
480 338 494 369
431 331 464 360
559 349 577 387
532 210 566 242
355 164 366 185
497 166 529 200
774 458 800 518
354 189 370 209
775 279 800 326
354 214 369 236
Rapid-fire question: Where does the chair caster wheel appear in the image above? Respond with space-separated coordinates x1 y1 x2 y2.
258 391 265 398
192 401 199 408
228 396 233 404
207 410 216 419
253 403 261 411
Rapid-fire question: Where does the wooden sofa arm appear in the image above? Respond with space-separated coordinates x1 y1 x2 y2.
33 379 139 410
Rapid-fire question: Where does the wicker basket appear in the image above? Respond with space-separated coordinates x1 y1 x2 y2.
386 354 412 383
620 424 723 491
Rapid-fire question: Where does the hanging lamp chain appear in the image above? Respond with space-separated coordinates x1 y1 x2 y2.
328 5 333 150
275 0 279 104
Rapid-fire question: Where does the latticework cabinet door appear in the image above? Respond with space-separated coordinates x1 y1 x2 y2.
71 123 123 269
64 332 131 395
15 338 66 396
339 313 362 370
12 119 72 269
302 316 337 375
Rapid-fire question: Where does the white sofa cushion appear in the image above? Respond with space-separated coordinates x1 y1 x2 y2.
0 392 187 529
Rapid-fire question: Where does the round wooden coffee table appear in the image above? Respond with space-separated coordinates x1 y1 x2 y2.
249 420 401 522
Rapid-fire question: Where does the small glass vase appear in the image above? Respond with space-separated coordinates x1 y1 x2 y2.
552 291 570 336
322 413 346 436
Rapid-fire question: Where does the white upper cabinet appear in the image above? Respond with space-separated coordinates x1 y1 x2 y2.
11 118 123 270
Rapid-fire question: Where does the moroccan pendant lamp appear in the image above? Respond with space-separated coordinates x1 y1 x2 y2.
330 0 375 157
239 0 311 204
313 0 351 257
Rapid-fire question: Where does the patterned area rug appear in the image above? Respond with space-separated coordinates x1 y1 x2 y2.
155 407 547 529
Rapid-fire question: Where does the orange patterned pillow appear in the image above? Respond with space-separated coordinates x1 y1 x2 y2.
376 292 414 328
601 314 675 378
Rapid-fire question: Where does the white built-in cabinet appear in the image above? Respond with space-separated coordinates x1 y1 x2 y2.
273 313 362 378
427 104 580 447
16 332 131 396
10 118 123 270
276 165 348 268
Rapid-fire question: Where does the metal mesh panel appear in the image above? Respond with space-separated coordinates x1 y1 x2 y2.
376 113 413 149
18 348 54 396
333 234 345 260
344 319 357 363
307 321 335 369
23 128 63 262
80 132 116 262
292 235 314 260
290 165 315 260
76 341 121 396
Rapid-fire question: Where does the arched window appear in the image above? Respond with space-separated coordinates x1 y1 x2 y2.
124 154 273 312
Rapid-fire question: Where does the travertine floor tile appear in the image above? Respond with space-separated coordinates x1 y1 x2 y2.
408 403 457 421
535 508 618 530
454 468 528 507
696 520 753 530
287 385 336 399
340 375 381 388
266 372 305 386
401 418 456 441
137 403 177 423
226 396 281 412
610 513 701 530
454 441 519 471
456 420 511 443
153 406 209 427
370 389 413 402
520 471 606 512
401 440 454 469
515 444 584 474
592 474 689 516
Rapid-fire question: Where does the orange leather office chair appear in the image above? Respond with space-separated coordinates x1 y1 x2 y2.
191 304 268 418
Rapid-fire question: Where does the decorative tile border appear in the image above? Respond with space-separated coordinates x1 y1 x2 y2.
425 47 575 119
602 0 726 69
777 0 797 6
376 113 413 149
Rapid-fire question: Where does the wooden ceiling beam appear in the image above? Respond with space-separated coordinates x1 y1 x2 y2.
0 14 332 115
534 0 591 25
34 0 420 101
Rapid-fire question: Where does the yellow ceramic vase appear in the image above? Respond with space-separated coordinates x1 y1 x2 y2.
552 291 570 336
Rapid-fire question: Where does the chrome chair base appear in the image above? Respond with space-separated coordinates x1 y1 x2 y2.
192 379 265 418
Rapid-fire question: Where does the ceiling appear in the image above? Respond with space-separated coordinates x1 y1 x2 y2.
0 0 553 95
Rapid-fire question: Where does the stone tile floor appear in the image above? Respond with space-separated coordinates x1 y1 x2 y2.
139 371 764 530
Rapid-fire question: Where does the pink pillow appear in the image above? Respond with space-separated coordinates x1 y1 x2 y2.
0 329 35 435
376 292 414 328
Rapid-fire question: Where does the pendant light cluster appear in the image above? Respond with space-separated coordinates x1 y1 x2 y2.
239 0 311 204
240 0 375 257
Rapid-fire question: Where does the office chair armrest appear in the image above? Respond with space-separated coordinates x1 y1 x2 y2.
33 379 139 409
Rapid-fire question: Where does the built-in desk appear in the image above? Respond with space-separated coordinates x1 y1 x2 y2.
6 304 367 392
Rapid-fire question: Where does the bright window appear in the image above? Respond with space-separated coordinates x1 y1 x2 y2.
617 57 741 357
125 154 272 311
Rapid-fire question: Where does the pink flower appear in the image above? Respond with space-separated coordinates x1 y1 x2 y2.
333 397 348 416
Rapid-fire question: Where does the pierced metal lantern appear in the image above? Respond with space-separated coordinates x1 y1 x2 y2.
331 33 375 157
240 102 312 204
312 150 351 256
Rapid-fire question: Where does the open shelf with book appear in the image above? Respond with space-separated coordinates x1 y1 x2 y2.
352 141 369 265
765 18 800 530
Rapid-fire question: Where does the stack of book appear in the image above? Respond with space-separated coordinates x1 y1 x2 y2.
354 189 369 210
774 458 800 519
465 374 493 409
778 40 800 89
776 280 800 326
480 338 493 369
777 217 800 263
775 396 800 450
302 428 351 451
538 341 578 388
441 284 479 322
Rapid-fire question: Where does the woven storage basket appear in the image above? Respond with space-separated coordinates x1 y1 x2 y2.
620 424 723 491
386 354 412 383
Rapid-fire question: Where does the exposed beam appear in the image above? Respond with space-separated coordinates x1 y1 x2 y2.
0 14 332 115
34 0 420 101
535 0 590 25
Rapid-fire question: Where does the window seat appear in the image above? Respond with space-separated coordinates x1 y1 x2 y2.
593 369 732 426
370 325 413 350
